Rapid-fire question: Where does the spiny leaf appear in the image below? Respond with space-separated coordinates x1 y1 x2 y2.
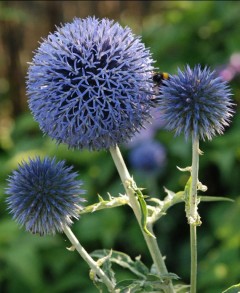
127 180 155 238
177 166 192 172
199 196 234 203
79 194 128 214
89 250 116 290
91 250 149 279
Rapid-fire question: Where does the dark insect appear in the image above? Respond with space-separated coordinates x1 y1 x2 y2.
152 72 169 86
152 72 169 95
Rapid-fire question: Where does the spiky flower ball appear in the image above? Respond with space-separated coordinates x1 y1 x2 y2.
5 157 85 236
129 140 166 173
27 17 156 151
158 65 234 140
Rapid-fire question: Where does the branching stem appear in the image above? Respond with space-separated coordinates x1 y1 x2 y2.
63 226 115 292
110 145 175 293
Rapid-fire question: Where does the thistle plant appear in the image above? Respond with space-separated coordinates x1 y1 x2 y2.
25 16 174 292
5 157 115 292
5 16 236 293
158 65 234 293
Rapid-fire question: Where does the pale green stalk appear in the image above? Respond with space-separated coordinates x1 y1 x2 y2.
190 225 197 293
189 135 200 293
110 145 174 293
63 226 115 292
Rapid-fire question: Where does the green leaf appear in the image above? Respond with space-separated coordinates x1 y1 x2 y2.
115 279 144 292
92 281 109 293
149 265 180 282
174 284 190 292
222 283 240 293
91 250 149 279
149 269 180 282
199 196 234 203
115 279 167 292
127 180 155 238
79 193 128 214
91 250 181 292
89 250 116 290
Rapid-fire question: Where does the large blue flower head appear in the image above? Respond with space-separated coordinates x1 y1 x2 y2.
27 17 156 151
158 65 234 140
129 140 166 173
5 157 85 236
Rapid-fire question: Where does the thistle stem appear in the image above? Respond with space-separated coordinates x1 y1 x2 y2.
189 135 200 293
110 145 174 293
190 225 197 293
63 226 115 292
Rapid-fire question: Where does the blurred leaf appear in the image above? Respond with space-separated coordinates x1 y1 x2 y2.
222 283 240 293
4 237 42 287
0 219 21 245
75 207 125 247
0 3 29 22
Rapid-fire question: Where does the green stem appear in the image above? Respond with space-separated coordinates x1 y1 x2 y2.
189 136 199 223
110 145 174 293
190 225 197 293
63 226 115 292
189 135 200 293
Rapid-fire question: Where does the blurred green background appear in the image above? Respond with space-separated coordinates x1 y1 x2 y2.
0 1 240 292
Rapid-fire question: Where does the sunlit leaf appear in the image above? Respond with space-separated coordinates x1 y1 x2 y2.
222 283 240 293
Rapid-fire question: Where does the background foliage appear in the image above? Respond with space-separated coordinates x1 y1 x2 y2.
0 1 240 292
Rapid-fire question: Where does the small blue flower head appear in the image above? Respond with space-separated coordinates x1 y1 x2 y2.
129 140 166 173
27 17 156 151
5 157 85 236
158 65 234 140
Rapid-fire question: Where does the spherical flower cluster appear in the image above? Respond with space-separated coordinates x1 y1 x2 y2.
158 65 234 140
27 17 156 151
129 140 166 173
5 157 85 236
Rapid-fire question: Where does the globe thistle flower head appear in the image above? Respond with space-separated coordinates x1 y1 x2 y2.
129 140 166 173
158 65 234 140
27 17 156 151
5 157 85 236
